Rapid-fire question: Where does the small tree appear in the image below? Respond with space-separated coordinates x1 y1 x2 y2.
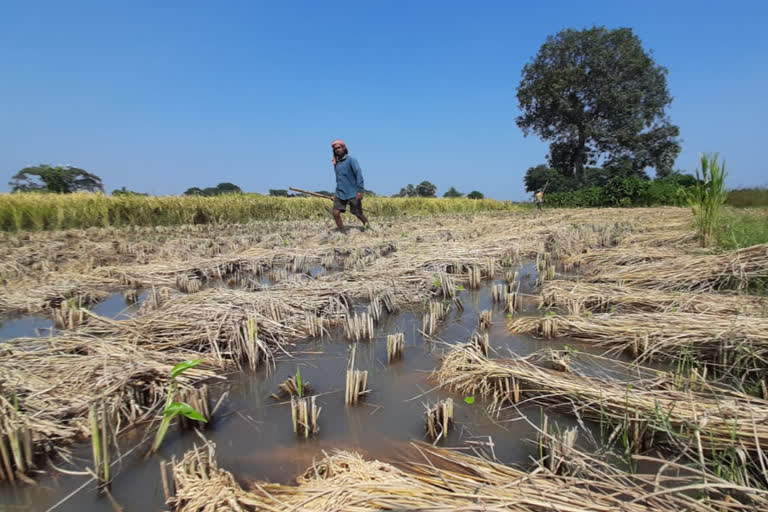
395 184 417 197
416 181 437 197
268 189 289 197
443 187 463 198
10 165 104 193
467 191 484 200
183 187 203 196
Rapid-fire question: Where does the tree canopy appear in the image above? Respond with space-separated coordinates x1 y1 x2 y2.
516 26 680 179
467 191 484 200
10 165 104 193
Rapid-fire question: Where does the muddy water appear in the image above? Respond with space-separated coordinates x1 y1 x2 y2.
0 291 150 340
1 267 608 512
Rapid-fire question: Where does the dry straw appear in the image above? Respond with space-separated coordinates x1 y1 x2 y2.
0 335 216 478
436 344 768 457
541 280 768 316
167 438 768 512
587 243 768 291
508 312 768 364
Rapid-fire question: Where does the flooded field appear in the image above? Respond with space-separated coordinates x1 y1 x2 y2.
1 273 598 511
1 209 767 511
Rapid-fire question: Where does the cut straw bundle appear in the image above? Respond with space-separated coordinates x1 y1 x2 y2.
167 438 768 512
386 333 404 363
424 398 453 441
344 370 369 406
290 396 320 437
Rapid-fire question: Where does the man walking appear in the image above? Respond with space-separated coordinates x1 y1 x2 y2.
330 139 369 233
534 189 544 210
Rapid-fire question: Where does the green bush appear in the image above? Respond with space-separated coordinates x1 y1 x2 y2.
543 177 690 208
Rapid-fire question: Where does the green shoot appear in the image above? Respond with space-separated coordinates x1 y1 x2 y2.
152 359 206 453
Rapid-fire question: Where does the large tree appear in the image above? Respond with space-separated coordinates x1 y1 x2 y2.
516 26 680 178
10 165 103 193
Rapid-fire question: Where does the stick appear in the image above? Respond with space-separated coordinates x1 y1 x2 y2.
289 187 377 214
289 187 333 200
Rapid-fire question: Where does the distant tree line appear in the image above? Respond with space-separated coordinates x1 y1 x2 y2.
183 183 242 196
394 181 484 199
7 165 487 200
112 186 147 196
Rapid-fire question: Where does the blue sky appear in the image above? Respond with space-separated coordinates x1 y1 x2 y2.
1 1 766 199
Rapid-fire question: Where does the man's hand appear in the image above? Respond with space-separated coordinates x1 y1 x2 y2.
356 192 363 200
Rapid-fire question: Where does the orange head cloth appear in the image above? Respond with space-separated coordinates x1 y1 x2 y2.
331 139 347 165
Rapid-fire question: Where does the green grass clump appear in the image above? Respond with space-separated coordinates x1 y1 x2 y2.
715 207 768 250
0 193 521 232
681 153 728 247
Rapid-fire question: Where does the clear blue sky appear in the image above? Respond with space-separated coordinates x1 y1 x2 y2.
1 1 766 199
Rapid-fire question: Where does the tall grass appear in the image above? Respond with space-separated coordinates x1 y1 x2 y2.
0 193 520 232
682 153 728 247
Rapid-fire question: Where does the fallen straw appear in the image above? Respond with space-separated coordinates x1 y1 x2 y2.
167 438 768 511
436 344 768 455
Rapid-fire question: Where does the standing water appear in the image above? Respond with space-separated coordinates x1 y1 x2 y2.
1 264 601 512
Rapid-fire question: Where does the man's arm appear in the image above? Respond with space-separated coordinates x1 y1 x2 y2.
351 158 365 197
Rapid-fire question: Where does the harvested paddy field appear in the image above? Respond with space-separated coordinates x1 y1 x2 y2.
1 207 768 511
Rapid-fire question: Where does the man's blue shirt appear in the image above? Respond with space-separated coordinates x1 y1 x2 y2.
334 155 364 200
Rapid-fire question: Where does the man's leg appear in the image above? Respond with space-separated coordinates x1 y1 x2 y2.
332 208 345 232
350 198 369 228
